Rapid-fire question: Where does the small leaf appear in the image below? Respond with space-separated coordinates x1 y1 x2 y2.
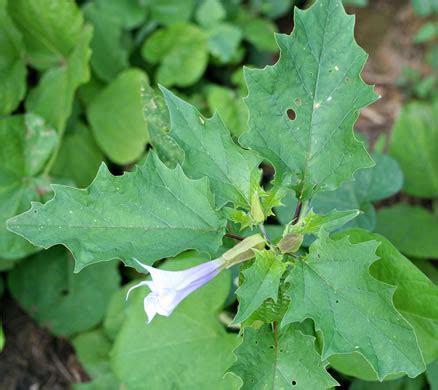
0 1 26 115
7 153 226 272
195 0 226 28
87 69 150 164
8 0 84 69
233 250 286 324
208 23 243 63
207 85 248 137
239 0 376 200
228 324 338 389
143 0 195 25
51 121 104 188
0 115 55 260
26 26 92 132
389 101 438 198
376 204 438 259
142 24 208 87
288 209 360 235
162 87 261 209
141 85 184 168
7 247 120 337
282 231 425 380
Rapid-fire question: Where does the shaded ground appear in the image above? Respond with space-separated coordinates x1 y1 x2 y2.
0 296 88 390
0 1 430 389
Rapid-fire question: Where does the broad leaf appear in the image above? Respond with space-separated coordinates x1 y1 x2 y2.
237 14 278 52
233 250 286 324
282 231 425 380
349 376 426 390
239 0 376 200
0 114 56 260
111 255 240 389
141 85 184 168
162 87 261 209
87 69 150 164
376 204 438 259
0 0 26 115
195 0 226 28
8 0 84 69
7 153 226 272
228 324 337 389
142 24 208 87
389 101 438 198
26 26 92 133
7 247 120 336
334 229 438 367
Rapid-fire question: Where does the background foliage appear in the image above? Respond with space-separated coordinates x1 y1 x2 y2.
0 0 437 389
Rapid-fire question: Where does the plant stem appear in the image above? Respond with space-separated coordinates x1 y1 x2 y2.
225 233 244 241
259 223 273 246
292 200 303 225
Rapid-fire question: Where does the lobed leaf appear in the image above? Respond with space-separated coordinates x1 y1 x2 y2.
7 153 226 272
239 0 377 200
282 231 425 380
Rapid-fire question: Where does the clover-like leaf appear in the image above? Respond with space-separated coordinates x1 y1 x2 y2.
8 247 120 337
7 153 226 272
282 231 425 380
239 0 377 200
87 69 150 164
376 204 438 260
228 324 338 389
0 114 56 260
0 0 26 115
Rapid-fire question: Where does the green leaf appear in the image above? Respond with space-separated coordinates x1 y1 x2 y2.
276 153 403 231
376 204 438 259
207 85 248 137
233 250 286 324
94 0 146 29
250 0 294 19
389 101 438 198
332 229 438 369
7 247 120 337
142 24 208 87
195 0 226 28
7 153 226 272
72 329 113 378
288 209 360 235
0 1 26 115
208 23 243 63
8 0 84 69
349 375 426 390
239 0 376 200
141 85 184 168
162 87 261 209
26 26 92 132
51 122 104 188
411 0 438 16
111 255 240 389
228 324 338 389
0 114 56 260
87 69 150 164
143 0 195 25
282 231 425 380
82 3 130 83
0 323 4 352
427 360 438 389
238 16 278 52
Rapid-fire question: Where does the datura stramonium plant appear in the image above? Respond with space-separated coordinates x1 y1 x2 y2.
126 234 265 322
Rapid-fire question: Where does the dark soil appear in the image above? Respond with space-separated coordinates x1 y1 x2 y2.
0 296 88 390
